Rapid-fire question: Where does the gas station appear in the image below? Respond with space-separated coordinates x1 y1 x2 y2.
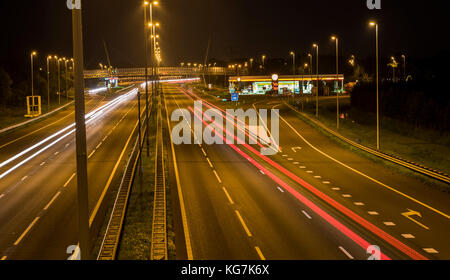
228 74 344 95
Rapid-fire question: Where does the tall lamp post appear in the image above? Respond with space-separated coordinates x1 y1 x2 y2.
30 51 37 98
143 1 150 157
64 58 69 101
148 1 159 96
331 36 340 129
290 51 295 75
57 58 62 105
312 43 319 118
370 21 380 150
46 55 52 111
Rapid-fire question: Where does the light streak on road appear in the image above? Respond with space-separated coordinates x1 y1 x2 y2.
0 88 138 180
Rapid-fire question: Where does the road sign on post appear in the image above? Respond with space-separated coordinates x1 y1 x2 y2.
25 96 41 117
272 74 279 94
231 92 239 102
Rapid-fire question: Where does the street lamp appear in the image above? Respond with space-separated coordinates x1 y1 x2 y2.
290 51 295 75
57 58 62 105
30 51 37 98
148 1 159 96
46 55 52 111
64 58 69 101
312 43 319 117
331 35 340 129
369 21 380 150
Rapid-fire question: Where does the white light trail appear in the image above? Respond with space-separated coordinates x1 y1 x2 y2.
0 88 138 180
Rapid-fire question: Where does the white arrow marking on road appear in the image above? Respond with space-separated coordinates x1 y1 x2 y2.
402 209 430 230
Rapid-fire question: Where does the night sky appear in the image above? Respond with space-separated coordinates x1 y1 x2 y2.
1 0 448 78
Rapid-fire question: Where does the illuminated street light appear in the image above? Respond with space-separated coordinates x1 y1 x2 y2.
30 51 37 97
331 35 340 129
369 21 380 150
312 43 319 117
46 55 52 111
290 51 295 75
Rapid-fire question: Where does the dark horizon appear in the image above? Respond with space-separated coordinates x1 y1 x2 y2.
1 0 449 78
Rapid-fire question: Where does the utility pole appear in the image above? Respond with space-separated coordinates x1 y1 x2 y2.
70 0 90 260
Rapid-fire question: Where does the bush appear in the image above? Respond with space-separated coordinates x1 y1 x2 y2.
351 81 449 132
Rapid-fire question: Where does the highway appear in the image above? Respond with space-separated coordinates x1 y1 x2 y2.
0 87 144 260
164 84 450 260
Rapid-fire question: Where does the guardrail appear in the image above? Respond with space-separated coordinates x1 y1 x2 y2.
286 103 450 184
97 136 140 260
150 94 168 260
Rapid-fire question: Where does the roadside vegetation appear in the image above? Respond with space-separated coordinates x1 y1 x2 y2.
289 85 450 177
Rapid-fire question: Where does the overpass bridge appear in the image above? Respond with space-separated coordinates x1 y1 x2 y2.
84 66 230 81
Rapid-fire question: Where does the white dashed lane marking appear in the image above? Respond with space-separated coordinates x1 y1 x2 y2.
423 248 438 254
222 187 234 205
402 234 415 239
21 176 28 181
342 194 352 198
383 222 396 226
354 202 364 206
277 187 285 193
322 181 330 184
40 162 45 166
368 211 379 215
332 187 341 191
338 246 354 259
302 210 312 219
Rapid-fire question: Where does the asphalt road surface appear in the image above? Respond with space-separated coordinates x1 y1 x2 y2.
164 85 449 260
0 87 145 260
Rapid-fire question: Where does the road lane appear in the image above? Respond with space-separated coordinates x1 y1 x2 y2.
0 87 145 259
164 85 401 260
